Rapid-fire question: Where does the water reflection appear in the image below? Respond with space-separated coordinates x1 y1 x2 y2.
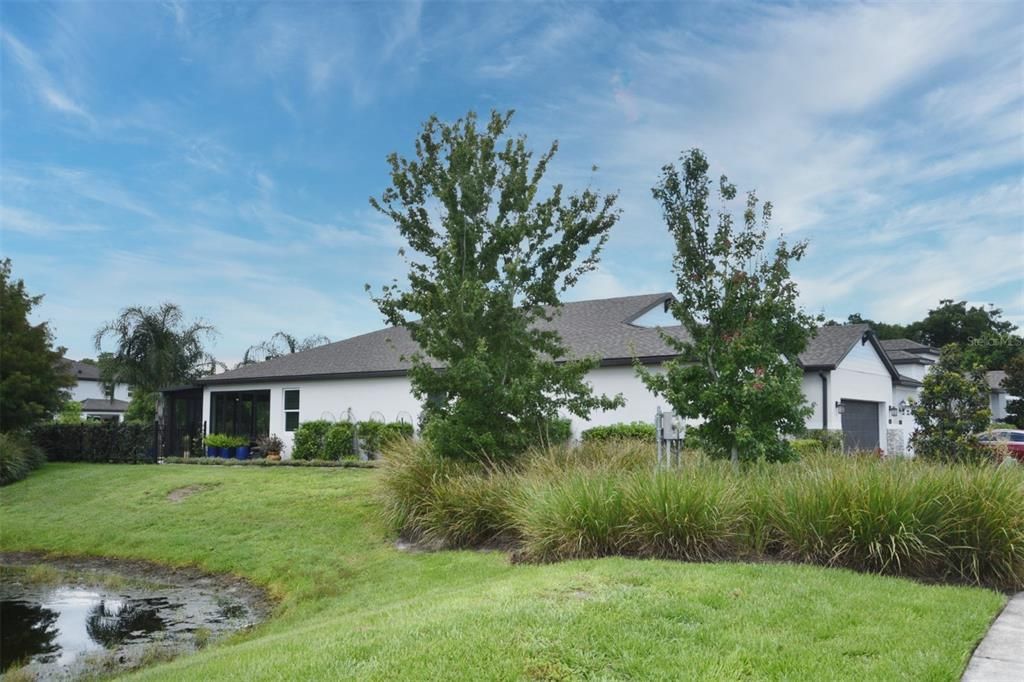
0 589 169 672
0 600 59 670
85 599 166 647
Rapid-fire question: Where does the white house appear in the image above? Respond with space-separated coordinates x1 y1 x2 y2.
985 371 1015 422
64 360 131 422
167 293 941 459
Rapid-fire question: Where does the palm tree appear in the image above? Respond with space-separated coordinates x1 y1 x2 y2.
237 331 330 367
94 303 218 395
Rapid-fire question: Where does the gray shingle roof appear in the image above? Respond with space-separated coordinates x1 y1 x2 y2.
199 295 894 384
202 293 684 384
80 398 129 412
64 359 101 381
798 324 870 369
987 370 1008 392
879 338 939 363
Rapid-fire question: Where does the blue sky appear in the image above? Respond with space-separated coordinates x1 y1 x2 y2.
2 1 1022 365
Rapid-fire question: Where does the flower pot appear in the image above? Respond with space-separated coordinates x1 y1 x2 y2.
236 446 250 460
265 451 281 462
219 447 232 458
206 445 218 458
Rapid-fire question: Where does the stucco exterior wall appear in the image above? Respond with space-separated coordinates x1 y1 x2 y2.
70 379 130 403
203 376 421 458
801 371 829 431
830 341 893 449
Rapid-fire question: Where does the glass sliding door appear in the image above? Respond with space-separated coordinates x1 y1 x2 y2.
210 390 271 442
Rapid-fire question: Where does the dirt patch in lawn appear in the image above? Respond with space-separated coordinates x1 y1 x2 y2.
167 482 219 503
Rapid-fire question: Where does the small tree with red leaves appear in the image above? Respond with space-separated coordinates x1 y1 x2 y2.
639 149 819 464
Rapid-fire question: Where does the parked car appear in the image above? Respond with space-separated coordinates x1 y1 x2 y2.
978 429 1024 462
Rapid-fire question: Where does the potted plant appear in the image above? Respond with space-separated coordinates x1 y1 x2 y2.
259 434 284 461
205 433 228 458
234 435 251 460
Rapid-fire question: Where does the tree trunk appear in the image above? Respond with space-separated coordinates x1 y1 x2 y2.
730 445 739 470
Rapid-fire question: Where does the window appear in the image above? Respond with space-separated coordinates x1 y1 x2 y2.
210 390 271 440
284 389 300 432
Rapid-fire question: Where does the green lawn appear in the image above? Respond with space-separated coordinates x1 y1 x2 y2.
0 464 1005 680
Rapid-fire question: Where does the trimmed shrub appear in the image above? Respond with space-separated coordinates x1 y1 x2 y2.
291 420 333 460
802 429 843 452
789 438 824 459
359 421 413 456
0 433 47 485
31 422 155 463
581 422 656 443
323 422 356 460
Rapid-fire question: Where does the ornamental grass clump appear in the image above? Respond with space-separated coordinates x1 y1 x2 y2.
621 466 746 561
379 439 516 548
515 470 629 562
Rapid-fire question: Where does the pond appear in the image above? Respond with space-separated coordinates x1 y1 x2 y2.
0 555 268 680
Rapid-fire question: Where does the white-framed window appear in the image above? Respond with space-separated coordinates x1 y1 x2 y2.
284 388 300 432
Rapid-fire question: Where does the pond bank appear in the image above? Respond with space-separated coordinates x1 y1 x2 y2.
0 552 272 681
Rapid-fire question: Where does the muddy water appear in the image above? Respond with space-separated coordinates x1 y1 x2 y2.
0 555 269 680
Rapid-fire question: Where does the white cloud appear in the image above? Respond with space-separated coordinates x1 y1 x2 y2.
1 29 92 121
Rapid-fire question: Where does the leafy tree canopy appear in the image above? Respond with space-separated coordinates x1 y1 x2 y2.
238 331 331 367
369 110 622 460
830 300 1019 370
94 303 217 397
911 345 991 463
0 259 74 431
639 149 819 464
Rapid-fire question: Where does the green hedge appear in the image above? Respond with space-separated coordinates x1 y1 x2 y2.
163 457 375 468
581 422 656 442
803 429 843 452
292 420 414 461
0 433 47 485
30 422 156 463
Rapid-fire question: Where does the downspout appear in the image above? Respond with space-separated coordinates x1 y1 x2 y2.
819 372 828 430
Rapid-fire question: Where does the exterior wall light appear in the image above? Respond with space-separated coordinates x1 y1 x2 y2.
835 401 845 415
888 405 899 418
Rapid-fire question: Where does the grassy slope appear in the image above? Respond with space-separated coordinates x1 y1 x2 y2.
0 464 1005 681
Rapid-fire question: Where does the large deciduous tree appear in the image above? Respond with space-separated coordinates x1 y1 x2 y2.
639 149 819 464
0 259 74 431
911 345 991 463
369 110 622 460
94 303 217 400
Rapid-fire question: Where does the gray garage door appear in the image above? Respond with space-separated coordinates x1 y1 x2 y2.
841 400 880 452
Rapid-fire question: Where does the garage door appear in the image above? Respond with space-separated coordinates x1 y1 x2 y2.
841 400 879 452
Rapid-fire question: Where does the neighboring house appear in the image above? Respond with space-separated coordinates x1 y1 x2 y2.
64 360 131 422
986 371 1015 422
163 293 933 458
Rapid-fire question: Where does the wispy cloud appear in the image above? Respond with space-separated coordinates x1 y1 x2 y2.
1 28 92 122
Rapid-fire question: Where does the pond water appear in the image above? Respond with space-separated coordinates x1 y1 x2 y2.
0 562 265 680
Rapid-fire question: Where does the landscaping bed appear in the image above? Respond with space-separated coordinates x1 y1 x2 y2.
0 462 1008 680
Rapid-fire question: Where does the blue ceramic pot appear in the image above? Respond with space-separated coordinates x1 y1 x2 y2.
206 445 218 458
236 446 250 460
219 447 232 458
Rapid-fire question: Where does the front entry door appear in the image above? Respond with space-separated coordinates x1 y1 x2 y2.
841 400 880 452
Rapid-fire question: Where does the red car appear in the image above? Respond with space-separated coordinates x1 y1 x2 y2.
978 429 1024 462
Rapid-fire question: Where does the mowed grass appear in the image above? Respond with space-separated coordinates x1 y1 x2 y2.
0 464 1006 681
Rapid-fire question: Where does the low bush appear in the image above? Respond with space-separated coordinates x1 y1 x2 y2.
789 438 824 458
581 422 656 443
323 422 356 460
163 457 375 468
31 422 155 463
294 420 414 460
802 429 843 452
380 440 1024 588
291 420 333 460
0 432 47 485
